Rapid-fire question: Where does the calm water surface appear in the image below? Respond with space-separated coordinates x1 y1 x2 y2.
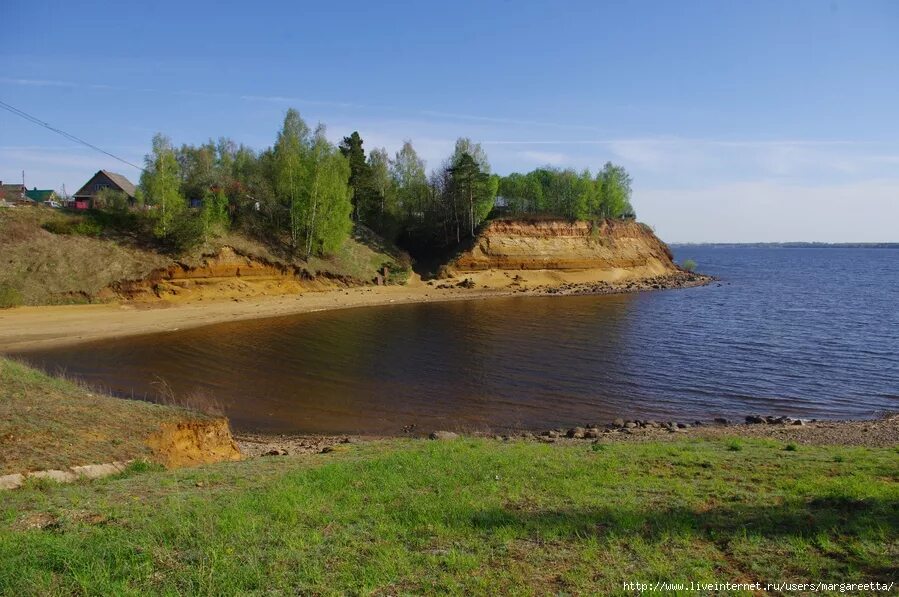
15 248 899 434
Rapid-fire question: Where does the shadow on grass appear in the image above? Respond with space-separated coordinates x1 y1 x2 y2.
469 496 898 577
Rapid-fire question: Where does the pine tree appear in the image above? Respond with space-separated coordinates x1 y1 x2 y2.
448 153 491 240
338 131 374 223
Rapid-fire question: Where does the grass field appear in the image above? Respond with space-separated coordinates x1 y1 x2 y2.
1 435 896 595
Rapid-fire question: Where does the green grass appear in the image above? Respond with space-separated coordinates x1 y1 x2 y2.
0 357 197 475
1 437 896 595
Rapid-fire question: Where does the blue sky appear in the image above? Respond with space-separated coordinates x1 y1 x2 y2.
2 0 897 242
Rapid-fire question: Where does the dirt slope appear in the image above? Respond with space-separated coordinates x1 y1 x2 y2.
0 357 240 474
0 206 406 306
447 218 678 274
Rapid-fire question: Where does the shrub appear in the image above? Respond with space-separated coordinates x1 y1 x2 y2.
42 217 103 237
41 219 73 235
72 219 103 236
726 439 743 452
92 188 130 212
682 258 697 272
117 459 165 478
162 213 205 253
383 261 410 285
89 206 147 235
0 284 24 309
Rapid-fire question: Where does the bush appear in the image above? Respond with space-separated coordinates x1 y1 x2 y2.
92 188 130 212
682 258 697 272
0 284 24 309
88 207 147 236
116 459 165 478
726 439 742 452
383 261 410 285
42 217 103 237
166 214 205 253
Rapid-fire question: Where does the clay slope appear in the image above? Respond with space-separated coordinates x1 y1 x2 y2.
111 246 358 302
448 218 678 274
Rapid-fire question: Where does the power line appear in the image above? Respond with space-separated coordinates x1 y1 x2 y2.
0 99 144 172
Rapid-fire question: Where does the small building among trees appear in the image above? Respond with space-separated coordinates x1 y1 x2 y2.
25 188 59 204
72 170 137 210
0 181 26 202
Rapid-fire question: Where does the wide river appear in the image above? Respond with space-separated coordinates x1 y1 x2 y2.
14 247 899 434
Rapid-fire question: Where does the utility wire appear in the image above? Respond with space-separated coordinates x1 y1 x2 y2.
0 99 144 172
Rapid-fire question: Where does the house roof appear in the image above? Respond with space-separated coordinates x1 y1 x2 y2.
73 170 137 198
101 170 137 197
0 184 26 200
25 189 56 202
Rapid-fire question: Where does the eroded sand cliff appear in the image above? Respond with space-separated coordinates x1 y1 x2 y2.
443 218 681 282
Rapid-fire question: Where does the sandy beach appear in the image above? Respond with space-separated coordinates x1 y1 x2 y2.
0 283 498 352
0 268 710 352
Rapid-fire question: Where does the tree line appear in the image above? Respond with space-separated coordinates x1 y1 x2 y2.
499 164 634 221
129 108 635 257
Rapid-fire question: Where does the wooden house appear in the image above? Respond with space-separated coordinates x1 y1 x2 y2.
0 181 26 202
72 170 137 210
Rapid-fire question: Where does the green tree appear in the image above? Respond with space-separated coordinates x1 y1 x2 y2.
450 137 491 173
272 109 310 250
367 147 396 232
598 162 634 218
140 133 185 240
177 141 216 201
391 141 428 224
338 131 375 223
449 153 492 240
199 187 230 243
304 127 353 258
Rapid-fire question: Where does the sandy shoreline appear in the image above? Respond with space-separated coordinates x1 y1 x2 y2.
0 270 710 352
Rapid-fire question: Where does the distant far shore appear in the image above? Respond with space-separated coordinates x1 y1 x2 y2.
670 242 899 249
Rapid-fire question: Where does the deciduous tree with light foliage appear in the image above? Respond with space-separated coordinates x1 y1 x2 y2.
303 126 353 258
273 109 310 251
140 134 185 240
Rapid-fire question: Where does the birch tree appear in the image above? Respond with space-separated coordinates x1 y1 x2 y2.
273 109 310 250
304 126 352 258
140 134 185 240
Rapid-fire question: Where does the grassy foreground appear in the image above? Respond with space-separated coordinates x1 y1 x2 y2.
0 357 197 475
1 436 896 595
